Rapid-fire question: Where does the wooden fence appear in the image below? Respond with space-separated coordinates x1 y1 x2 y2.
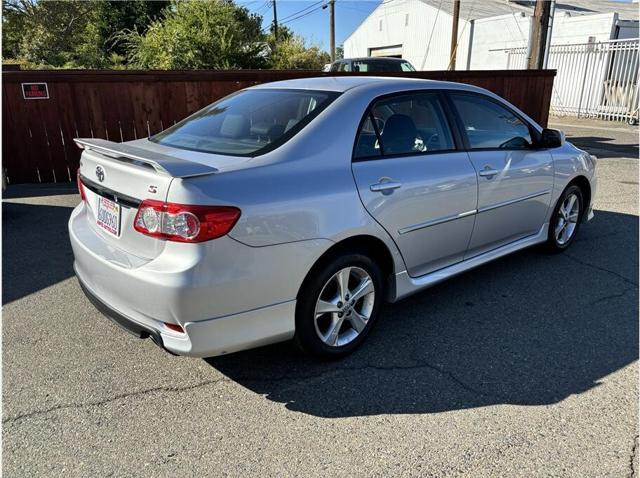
2 69 555 184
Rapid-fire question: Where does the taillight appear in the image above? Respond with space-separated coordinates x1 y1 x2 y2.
133 200 241 243
164 322 184 333
77 168 86 201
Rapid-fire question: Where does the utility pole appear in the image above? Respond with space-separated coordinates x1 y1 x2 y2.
329 0 336 62
448 0 460 70
543 0 557 69
272 0 278 47
527 0 552 69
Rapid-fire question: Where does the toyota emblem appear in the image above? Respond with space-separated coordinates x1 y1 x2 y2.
95 166 105 183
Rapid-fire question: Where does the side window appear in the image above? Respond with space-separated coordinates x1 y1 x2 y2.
354 116 381 158
450 93 532 150
352 61 368 72
354 92 454 159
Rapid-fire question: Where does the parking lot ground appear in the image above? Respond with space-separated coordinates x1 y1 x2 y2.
549 116 639 160
2 122 638 476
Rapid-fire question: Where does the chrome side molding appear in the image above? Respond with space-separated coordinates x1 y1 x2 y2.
392 224 549 301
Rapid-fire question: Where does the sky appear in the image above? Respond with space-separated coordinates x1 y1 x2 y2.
236 0 380 51
238 0 637 52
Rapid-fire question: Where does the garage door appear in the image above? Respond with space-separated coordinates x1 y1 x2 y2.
369 45 403 58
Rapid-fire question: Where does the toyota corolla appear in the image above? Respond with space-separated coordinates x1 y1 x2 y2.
69 77 596 359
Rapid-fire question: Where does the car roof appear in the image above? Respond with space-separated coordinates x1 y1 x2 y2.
345 57 408 62
251 76 478 94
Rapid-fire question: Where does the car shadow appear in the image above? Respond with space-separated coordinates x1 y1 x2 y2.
206 210 638 418
564 135 639 159
3 201 76 304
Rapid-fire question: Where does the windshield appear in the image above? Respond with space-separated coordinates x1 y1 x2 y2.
151 89 340 156
400 61 416 72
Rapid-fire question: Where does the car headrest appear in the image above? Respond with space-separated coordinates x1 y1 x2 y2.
381 114 417 153
251 122 286 139
250 122 273 137
220 114 250 139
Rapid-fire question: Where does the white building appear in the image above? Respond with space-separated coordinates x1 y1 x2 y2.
343 0 639 71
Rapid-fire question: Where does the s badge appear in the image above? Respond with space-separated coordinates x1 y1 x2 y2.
95 165 105 183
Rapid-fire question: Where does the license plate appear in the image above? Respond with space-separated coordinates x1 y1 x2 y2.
96 196 121 237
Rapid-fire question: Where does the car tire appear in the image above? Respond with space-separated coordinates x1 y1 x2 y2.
545 184 584 253
294 253 383 359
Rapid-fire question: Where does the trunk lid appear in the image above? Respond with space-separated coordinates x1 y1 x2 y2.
77 138 234 260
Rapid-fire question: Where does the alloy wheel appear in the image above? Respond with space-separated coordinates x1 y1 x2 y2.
313 266 375 347
555 192 581 245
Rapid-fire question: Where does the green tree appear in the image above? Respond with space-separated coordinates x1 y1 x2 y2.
269 35 330 70
2 0 331 70
2 0 168 68
2 0 33 59
8 0 100 67
121 0 267 69
266 25 330 70
95 1 168 59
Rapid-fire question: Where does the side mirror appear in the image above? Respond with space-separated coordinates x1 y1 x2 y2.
541 128 565 148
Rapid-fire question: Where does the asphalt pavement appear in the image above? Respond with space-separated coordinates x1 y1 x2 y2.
549 117 639 160
2 118 638 477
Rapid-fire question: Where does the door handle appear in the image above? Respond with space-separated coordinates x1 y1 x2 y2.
370 179 402 193
478 166 500 179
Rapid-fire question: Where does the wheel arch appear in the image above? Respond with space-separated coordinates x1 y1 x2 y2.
297 234 397 303
567 175 591 222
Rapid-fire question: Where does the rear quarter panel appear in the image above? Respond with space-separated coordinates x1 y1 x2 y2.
545 142 596 222
166 89 408 274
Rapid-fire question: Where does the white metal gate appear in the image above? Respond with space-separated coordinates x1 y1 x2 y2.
504 38 639 124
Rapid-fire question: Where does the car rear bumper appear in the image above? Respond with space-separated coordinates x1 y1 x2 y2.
77 270 295 357
77 276 172 352
69 202 327 357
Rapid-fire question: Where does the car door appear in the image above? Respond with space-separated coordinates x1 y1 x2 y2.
352 91 478 277
447 92 554 258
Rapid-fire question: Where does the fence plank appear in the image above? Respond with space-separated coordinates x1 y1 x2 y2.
2 69 556 184
2 82 35 183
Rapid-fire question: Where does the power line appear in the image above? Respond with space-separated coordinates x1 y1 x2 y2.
505 0 528 43
255 1 272 15
260 1 326 32
280 3 327 26
278 0 325 23
337 3 373 14
420 0 443 70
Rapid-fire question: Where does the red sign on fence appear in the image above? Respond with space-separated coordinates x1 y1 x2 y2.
21 82 49 100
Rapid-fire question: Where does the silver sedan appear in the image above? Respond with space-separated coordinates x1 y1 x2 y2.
69 77 597 359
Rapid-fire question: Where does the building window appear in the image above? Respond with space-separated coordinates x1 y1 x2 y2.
379 19 383 31
405 14 409 26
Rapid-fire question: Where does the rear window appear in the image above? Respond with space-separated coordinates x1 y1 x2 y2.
351 60 415 72
151 89 339 156
352 60 398 72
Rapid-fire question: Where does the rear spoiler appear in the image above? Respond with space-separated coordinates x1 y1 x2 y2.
74 138 218 178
